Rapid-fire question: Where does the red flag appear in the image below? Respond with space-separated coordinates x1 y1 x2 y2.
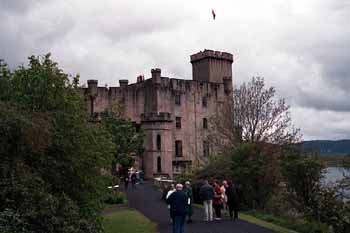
212 9 216 20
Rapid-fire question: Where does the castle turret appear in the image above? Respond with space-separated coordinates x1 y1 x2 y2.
87 79 98 97
190 49 233 84
151 68 161 84
119 79 129 88
87 80 98 116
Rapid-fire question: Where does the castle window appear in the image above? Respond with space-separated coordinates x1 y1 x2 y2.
175 140 183 157
157 156 162 173
157 134 161 151
203 140 210 157
175 94 181 105
203 118 208 129
202 96 208 107
176 117 181 129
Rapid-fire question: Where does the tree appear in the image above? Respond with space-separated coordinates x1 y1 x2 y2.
100 110 144 176
0 54 115 233
210 77 300 152
193 143 281 209
281 149 325 213
230 143 282 209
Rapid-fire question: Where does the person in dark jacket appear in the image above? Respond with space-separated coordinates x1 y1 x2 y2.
166 184 188 233
226 181 239 221
184 181 193 223
130 172 137 189
199 180 214 221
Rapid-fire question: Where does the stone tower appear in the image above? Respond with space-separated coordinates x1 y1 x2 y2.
191 49 233 92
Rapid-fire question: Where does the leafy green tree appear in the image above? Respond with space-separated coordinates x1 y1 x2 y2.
101 111 144 176
281 149 325 212
194 143 281 209
230 143 281 209
0 54 115 233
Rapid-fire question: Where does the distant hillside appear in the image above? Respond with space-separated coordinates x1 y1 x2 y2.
302 140 350 156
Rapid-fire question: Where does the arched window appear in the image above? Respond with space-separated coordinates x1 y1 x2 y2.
157 156 162 173
157 134 161 151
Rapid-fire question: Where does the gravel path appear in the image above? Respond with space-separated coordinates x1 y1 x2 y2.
124 182 273 233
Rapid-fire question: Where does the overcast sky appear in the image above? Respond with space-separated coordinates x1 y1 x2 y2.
0 0 349 140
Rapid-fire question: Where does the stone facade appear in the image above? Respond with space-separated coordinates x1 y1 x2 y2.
81 49 234 179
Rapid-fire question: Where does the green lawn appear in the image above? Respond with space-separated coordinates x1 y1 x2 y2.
103 209 156 233
239 213 298 233
194 204 298 233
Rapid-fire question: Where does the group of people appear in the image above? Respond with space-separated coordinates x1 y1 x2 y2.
199 180 239 221
124 170 144 190
166 179 239 233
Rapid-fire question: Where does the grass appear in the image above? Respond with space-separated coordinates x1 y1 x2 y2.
194 204 297 233
239 212 298 233
103 209 157 233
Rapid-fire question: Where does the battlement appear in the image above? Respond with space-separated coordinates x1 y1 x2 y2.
190 49 233 63
141 112 172 122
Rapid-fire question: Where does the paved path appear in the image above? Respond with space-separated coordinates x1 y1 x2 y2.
125 182 272 233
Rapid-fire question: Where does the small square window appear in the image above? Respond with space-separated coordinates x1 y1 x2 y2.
203 118 208 129
175 94 181 105
176 117 181 129
202 96 208 107
175 140 183 157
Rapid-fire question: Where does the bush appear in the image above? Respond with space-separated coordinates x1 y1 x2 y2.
104 192 126 205
248 210 329 233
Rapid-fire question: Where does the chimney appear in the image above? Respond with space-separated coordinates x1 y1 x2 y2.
137 75 144 83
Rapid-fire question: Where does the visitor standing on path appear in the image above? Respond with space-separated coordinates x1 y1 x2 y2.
184 181 193 223
166 184 176 223
213 181 223 220
199 180 214 221
124 172 129 190
131 172 137 189
166 183 188 233
139 170 144 184
221 180 228 212
226 180 239 221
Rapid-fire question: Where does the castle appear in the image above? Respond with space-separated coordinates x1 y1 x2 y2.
82 49 234 178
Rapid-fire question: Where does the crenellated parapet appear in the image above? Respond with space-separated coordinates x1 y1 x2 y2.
190 49 233 63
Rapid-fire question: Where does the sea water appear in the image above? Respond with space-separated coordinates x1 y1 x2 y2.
323 167 350 199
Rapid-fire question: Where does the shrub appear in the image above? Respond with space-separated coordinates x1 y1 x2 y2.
104 192 126 205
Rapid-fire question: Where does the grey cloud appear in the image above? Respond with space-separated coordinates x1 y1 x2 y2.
0 0 47 13
0 1 74 68
295 88 350 112
292 107 350 140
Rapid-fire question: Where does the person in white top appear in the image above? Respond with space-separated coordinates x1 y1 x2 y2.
221 180 228 212
166 184 176 222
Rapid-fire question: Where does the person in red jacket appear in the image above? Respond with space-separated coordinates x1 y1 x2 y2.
213 181 223 220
